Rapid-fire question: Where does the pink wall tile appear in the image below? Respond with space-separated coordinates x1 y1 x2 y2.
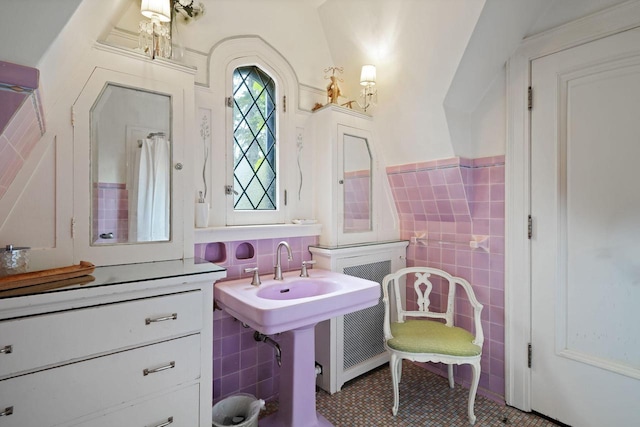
0 61 39 89
386 155 506 401
436 157 461 167
94 183 128 243
199 235 318 404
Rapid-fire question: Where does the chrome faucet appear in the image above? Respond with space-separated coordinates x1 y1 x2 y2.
274 241 293 280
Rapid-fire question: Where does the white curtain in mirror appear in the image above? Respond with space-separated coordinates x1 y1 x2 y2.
131 135 170 242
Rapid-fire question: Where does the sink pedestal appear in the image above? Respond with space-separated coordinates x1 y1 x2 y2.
260 324 333 427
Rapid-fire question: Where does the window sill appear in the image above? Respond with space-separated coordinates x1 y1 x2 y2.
194 223 323 244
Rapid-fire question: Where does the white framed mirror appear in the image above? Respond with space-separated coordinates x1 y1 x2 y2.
90 84 172 245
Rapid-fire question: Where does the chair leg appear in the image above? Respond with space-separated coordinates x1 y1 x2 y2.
390 354 401 416
397 356 403 384
447 364 454 388
467 361 480 425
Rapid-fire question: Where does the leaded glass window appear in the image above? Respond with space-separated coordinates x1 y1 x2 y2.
232 66 277 210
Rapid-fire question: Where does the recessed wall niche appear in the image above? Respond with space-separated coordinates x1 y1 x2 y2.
235 242 255 260
204 242 226 263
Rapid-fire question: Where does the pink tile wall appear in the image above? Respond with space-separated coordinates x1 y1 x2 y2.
387 157 474 223
195 235 318 405
343 170 371 232
93 183 129 243
387 155 506 402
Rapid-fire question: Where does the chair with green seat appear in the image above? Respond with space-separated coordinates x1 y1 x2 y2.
382 267 484 425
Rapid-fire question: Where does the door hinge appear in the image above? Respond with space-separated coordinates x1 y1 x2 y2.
528 343 532 368
71 106 75 126
283 95 287 113
284 189 288 206
225 97 233 108
528 215 533 239
528 86 533 111
71 217 76 238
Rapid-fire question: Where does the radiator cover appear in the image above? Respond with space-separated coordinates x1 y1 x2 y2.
342 260 390 370
311 241 408 394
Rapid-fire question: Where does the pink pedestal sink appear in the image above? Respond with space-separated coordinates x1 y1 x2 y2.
214 269 380 427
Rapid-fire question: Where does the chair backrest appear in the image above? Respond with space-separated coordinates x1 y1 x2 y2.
382 267 484 347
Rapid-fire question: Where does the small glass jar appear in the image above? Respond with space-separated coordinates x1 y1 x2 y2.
0 244 30 276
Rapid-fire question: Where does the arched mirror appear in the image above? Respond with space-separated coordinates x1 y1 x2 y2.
342 133 372 233
90 84 171 245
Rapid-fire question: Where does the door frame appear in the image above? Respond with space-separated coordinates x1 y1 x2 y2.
505 0 640 411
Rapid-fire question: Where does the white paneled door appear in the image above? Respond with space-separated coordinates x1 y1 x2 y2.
530 28 640 426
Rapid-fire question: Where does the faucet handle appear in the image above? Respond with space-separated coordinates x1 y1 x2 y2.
244 267 261 286
300 260 316 277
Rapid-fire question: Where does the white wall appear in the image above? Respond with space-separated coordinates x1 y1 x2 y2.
115 0 487 166
450 64 506 160
114 0 334 90
316 0 485 166
467 65 505 158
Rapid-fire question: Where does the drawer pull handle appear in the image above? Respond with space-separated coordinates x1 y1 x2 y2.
143 361 175 376
145 313 178 325
0 406 13 417
0 345 12 354
147 416 173 427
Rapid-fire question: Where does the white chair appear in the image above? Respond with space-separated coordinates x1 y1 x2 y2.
382 267 484 425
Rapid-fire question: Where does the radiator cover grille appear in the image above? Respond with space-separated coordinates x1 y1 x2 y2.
342 260 391 370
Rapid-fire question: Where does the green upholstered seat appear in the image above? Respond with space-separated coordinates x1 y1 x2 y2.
388 319 481 357
383 267 484 424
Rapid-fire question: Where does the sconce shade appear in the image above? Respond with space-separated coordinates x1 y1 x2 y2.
141 0 171 22
360 65 377 86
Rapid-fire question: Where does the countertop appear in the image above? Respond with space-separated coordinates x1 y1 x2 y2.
0 258 226 300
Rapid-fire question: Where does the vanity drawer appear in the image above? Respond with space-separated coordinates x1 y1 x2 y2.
0 334 201 427
71 384 200 427
0 290 202 377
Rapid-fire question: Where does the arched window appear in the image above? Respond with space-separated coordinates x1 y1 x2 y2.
232 66 277 211
208 36 297 227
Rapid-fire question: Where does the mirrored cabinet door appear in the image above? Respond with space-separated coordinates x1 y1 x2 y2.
90 83 172 246
337 124 377 245
341 133 372 234
73 67 185 266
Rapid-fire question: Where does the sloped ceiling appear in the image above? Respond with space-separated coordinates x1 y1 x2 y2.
445 0 628 114
0 0 631 166
0 0 83 67
443 0 627 159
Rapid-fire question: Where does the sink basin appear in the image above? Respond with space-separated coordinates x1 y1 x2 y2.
214 269 380 335
256 278 341 300
215 268 380 427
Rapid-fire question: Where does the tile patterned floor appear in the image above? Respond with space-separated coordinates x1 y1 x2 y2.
260 361 558 426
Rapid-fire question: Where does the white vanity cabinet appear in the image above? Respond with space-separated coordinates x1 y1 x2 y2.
0 259 225 427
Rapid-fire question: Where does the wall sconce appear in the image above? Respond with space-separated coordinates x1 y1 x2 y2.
357 65 377 112
139 0 172 59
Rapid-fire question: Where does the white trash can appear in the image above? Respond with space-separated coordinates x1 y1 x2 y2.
212 393 265 427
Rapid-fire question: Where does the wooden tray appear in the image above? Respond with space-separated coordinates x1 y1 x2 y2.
0 275 95 297
0 261 96 292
